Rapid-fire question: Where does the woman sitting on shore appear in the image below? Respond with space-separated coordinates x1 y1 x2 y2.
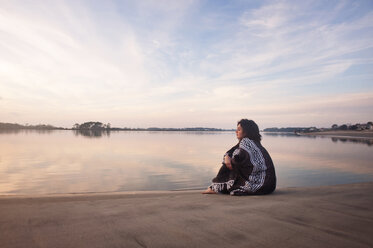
203 119 276 196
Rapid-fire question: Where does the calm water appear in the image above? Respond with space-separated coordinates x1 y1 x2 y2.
0 130 372 195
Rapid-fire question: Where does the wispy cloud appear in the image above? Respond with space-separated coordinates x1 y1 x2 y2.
0 0 372 128
205 1 373 86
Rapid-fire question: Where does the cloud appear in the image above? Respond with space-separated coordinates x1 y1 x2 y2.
240 1 296 30
0 0 372 128
0 2 150 104
200 1 373 90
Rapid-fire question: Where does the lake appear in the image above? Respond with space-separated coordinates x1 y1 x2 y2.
0 130 372 195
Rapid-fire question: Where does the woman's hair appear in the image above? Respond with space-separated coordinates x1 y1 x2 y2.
237 119 261 142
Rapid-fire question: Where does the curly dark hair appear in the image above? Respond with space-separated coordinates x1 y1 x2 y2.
237 119 261 142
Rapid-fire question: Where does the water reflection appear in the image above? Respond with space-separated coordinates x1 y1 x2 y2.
331 137 373 146
0 130 372 195
73 129 111 138
0 131 234 194
262 132 373 147
0 129 55 134
262 132 299 137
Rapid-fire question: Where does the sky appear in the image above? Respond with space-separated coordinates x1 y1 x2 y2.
0 0 372 129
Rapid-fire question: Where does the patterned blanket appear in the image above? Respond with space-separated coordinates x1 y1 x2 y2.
209 138 276 196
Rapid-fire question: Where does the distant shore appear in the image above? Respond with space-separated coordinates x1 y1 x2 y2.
0 183 372 248
299 130 373 139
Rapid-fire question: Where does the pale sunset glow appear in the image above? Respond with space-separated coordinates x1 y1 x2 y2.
1 0 372 129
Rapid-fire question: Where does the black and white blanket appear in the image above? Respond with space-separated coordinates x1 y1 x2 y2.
209 137 276 196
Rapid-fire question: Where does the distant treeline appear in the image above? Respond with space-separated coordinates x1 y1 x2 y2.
141 127 228 131
3 121 371 133
73 121 231 132
263 127 311 132
0 122 64 130
264 121 373 133
0 121 231 131
330 122 372 131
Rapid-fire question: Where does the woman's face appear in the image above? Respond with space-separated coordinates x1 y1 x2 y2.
236 124 245 140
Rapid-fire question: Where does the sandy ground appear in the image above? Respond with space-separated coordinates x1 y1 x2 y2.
1 183 373 248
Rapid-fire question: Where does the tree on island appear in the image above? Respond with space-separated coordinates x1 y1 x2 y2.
72 122 112 138
73 122 111 130
339 124 348 130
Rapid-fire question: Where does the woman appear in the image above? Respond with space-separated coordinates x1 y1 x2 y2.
203 119 276 196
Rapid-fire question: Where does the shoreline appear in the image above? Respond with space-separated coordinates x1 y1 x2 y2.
298 130 373 139
0 181 370 199
1 182 372 248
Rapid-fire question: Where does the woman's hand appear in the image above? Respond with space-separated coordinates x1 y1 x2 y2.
224 155 232 170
